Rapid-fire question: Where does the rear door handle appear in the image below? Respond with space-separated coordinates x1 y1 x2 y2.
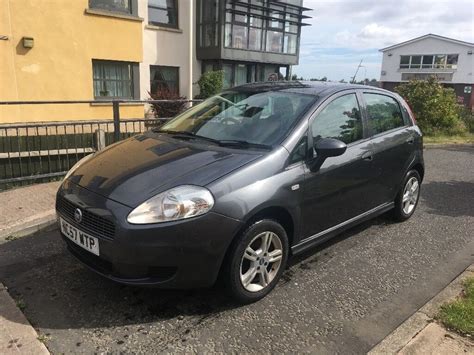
406 137 415 144
362 152 373 161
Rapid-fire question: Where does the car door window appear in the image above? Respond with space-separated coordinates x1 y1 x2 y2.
288 135 307 165
364 93 405 135
311 93 363 145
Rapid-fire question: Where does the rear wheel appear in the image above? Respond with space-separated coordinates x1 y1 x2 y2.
393 170 421 221
223 219 289 303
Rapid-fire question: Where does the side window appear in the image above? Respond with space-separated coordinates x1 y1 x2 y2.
311 93 363 145
288 135 307 165
364 93 405 135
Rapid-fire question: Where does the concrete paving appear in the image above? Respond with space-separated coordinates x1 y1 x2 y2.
0 181 60 242
0 146 473 353
0 283 49 354
369 265 474 354
399 323 472 355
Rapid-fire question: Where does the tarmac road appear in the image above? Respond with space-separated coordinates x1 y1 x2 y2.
0 146 473 354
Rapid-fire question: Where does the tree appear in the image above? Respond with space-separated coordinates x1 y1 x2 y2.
196 70 224 99
395 77 466 135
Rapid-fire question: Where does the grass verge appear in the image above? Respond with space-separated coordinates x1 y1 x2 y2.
437 277 474 336
424 133 474 145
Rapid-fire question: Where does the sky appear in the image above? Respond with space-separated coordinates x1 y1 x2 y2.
294 0 474 82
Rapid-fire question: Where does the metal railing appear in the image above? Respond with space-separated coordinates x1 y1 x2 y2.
0 99 201 191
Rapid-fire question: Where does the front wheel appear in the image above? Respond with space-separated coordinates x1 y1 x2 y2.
393 170 421 221
223 219 289 304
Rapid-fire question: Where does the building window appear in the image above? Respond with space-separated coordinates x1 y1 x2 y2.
148 0 178 28
434 55 446 68
446 54 459 69
422 55 434 68
150 66 179 94
224 0 301 54
400 56 410 69
410 55 422 69
89 0 137 15
93 60 137 99
399 54 459 70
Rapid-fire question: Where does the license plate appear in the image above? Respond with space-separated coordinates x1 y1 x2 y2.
60 217 100 256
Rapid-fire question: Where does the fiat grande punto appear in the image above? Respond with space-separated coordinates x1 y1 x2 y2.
56 82 424 303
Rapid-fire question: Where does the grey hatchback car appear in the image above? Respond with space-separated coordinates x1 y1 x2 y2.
56 82 424 303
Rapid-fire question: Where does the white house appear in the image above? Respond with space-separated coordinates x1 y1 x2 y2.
379 34 474 110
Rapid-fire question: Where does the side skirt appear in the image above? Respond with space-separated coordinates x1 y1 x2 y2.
291 202 394 255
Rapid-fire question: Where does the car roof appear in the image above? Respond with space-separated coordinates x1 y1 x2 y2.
230 81 390 98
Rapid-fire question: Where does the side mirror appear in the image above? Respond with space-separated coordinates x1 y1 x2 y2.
308 138 347 172
314 138 347 158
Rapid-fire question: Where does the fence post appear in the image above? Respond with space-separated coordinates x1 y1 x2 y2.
94 129 106 150
112 100 120 142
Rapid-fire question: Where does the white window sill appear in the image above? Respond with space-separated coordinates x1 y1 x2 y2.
145 24 183 33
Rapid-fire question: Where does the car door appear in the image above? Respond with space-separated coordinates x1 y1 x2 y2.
300 91 378 239
362 91 416 205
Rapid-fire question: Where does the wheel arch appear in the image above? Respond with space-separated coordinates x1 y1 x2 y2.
217 205 297 283
411 162 424 182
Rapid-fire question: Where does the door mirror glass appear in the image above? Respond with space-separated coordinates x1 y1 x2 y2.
314 138 347 158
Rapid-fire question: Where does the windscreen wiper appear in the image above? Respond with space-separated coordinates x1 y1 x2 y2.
217 140 272 150
153 129 221 145
154 130 271 150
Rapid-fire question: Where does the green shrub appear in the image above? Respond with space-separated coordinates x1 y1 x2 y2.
459 106 474 133
197 70 224 99
395 77 466 135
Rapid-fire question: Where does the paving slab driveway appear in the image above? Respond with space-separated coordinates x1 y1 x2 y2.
0 146 473 354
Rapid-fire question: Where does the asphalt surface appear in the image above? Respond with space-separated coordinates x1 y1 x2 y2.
0 146 473 354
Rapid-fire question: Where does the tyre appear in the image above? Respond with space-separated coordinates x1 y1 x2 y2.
393 169 421 221
223 219 289 304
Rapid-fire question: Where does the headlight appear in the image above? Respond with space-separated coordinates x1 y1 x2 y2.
64 153 94 180
127 185 214 224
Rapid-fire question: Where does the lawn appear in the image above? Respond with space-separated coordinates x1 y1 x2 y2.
437 277 474 336
424 133 474 145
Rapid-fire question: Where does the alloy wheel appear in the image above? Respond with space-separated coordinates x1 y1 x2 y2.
402 176 420 215
239 231 283 292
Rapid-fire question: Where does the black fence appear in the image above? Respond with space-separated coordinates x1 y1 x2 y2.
0 99 200 191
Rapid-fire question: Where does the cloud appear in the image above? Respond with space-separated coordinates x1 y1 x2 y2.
295 0 474 81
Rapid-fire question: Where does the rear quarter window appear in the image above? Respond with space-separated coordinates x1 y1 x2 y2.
364 93 405 135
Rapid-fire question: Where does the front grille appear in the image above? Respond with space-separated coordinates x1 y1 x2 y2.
56 195 115 240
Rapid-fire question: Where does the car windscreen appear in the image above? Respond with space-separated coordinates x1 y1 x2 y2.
158 90 316 147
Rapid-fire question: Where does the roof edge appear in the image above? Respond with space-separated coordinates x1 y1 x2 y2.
379 33 474 52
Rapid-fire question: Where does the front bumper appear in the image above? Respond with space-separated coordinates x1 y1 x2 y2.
57 180 243 288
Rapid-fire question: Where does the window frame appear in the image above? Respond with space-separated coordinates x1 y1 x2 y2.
89 0 138 16
306 90 368 159
148 0 179 29
149 65 180 95
360 90 408 138
399 54 459 70
92 59 139 100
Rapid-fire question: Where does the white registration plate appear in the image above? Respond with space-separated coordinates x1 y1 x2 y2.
60 217 100 256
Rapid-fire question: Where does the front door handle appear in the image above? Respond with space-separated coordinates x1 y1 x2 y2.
362 152 373 161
